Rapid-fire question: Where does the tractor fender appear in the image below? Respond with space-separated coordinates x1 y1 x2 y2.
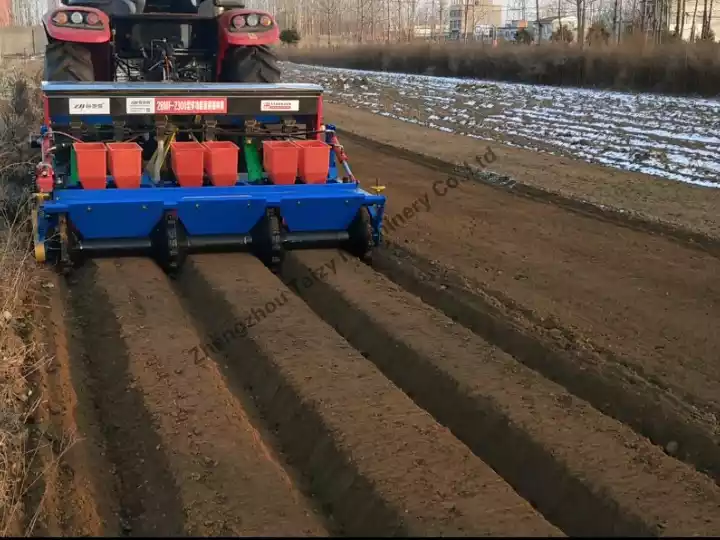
216 8 280 74
217 9 280 47
42 6 111 44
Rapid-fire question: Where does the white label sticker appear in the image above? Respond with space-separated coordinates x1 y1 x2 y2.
69 98 110 115
260 100 300 112
126 97 156 114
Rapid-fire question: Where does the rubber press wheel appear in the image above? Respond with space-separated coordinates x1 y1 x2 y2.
151 212 188 277
219 45 281 83
44 41 95 82
346 207 375 264
252 208 284 273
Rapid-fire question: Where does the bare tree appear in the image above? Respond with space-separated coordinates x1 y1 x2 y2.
407 0 421 40
568 0 587 45
12 0 42 25
697 0 713 38
689 0 699 38
316 0 340 45
354 0 370 41
679 0 687 34
708 0 713 36
463 0 470 40
438 0 447 38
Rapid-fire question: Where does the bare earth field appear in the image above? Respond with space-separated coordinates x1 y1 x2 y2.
15 73 720 536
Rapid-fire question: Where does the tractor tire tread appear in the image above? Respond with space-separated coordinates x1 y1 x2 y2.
221 45 281 83
44 41 95 82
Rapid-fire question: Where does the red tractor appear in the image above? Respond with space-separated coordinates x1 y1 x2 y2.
42 0 282 84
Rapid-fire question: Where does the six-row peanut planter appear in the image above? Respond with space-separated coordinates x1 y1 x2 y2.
32 81 387 275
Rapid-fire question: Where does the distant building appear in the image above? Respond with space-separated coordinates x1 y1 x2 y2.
493 17 579 43
531 15 579 41
412 21 449 39
495 19 527 42
448 1 502 38
413 24 433 38
0 0 12 27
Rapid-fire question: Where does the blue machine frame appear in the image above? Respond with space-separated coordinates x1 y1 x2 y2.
33 81 386 270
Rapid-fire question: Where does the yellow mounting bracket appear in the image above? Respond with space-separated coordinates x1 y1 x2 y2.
31 194 50 263
368 178 386 194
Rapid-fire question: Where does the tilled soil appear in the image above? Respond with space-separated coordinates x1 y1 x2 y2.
322 103 720 240
342 135 720 413
283 250 720 537
22 110 720 536
333 132 720 483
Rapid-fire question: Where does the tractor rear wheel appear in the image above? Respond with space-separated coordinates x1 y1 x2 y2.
44 41 95 82
220 45 281 83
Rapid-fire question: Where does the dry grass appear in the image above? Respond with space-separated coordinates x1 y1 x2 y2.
0 203 45 536
0 58 68 536
281 39 720 96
